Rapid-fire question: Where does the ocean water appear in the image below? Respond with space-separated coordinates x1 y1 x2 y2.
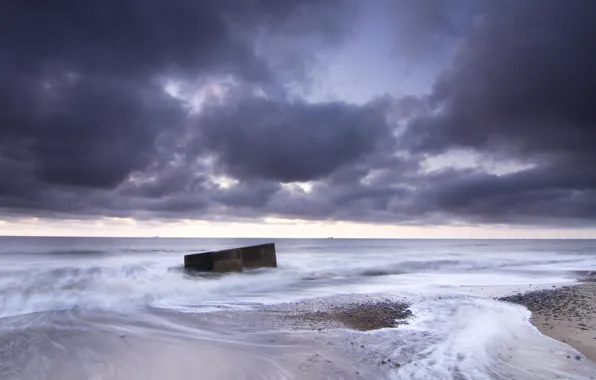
0 237 595 379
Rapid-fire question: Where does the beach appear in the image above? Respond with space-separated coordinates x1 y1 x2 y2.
500 282 596 364
1 237 596 379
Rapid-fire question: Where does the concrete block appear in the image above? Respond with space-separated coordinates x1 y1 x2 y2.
184 248 243 272
184 243 277 272
211 248 244 272
184 251 213 271
240 243 277 268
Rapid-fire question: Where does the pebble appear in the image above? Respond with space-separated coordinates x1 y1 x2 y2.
500 282 596 365
284 300 413 332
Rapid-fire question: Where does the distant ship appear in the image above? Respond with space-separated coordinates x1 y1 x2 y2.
326 237 334 239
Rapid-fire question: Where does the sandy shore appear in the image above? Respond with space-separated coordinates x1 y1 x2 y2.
500 282 596 363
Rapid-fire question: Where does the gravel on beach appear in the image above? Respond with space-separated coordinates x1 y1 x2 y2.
499 286 594 317
261 298 413 332
498 282 596 363
302 300 413 331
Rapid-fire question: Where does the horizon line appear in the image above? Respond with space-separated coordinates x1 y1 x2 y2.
0 235 595 240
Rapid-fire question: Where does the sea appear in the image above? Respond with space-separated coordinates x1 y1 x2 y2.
0 237 595 379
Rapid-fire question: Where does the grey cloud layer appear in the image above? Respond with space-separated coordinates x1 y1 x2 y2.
1 0 595 226
402 0 596 223
197 95 392 182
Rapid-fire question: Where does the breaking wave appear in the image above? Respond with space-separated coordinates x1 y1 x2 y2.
0 253 579 319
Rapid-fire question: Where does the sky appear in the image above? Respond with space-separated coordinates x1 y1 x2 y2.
1 0 596 238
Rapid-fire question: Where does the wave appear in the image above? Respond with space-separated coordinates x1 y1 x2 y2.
47 249 108 256
396 298 530 378
121 248 205 254
359 297 596 379
300 257 582 281
301 260 468 282
0 250 585 319
0 262 299 318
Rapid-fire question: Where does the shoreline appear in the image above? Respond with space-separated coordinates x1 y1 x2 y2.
259 282 596 371
500 282 596 363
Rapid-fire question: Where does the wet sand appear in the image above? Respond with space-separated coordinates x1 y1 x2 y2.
500 282 596 363
4 291 596 379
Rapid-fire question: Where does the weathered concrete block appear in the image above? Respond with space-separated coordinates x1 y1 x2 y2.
184 251 213 271
211 248 243 272
240 243 277 268
184 243 277 272
184 248 243 272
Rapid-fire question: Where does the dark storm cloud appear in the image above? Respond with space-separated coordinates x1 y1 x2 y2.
407 0 596 157
399 164 596 226
0 0 351 186
398 0 596 224
0 0 356 213
142 0 596 226
0 71 179 189
196 95 393 182
0 0 346 80
33 79 184 188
